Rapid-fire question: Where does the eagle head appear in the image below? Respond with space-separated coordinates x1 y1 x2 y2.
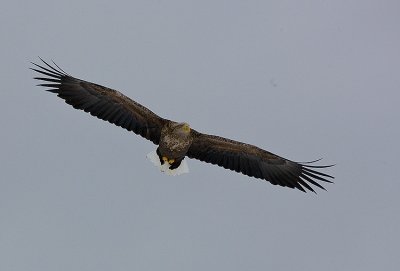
172 122 191 135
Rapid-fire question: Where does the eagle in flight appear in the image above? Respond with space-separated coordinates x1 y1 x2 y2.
32 58 333 193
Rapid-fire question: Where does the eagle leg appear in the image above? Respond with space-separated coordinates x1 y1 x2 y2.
169 157 184 170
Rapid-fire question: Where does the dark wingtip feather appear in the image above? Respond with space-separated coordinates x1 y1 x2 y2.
295 159 335 192
297 158 335 167
302 166 334 182
299 158 324 164
33 77 60 83
31 58 71 94
31 57 69 77
51 59 69 74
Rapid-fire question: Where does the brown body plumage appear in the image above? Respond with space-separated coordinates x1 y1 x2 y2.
157 122 193 170
31 58 334 193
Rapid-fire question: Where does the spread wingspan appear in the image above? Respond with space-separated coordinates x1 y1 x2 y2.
32 58 334 193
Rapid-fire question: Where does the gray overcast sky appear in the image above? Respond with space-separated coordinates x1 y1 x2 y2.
1 1 399 270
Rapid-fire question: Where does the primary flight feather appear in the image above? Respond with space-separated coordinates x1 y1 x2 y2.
32 58 333 193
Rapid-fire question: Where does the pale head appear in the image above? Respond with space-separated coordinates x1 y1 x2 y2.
171 122 191 135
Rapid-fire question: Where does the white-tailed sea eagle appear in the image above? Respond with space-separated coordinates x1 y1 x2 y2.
31 58 334 193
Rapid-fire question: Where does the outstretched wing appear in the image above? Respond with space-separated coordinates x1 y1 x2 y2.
187 130 333 192
31 58 167 144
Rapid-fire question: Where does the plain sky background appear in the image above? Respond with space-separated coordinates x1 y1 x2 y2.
1 1 399 270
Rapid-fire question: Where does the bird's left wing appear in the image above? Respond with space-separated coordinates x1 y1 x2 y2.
31 58 167 144
187 130 333 192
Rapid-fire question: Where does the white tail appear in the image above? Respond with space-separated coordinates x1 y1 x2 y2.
146 150 189 176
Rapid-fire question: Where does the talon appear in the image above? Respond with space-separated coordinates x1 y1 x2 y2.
168 159 175 164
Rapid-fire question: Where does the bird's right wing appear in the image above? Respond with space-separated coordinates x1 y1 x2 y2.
187 130 334 192
31 58 167 144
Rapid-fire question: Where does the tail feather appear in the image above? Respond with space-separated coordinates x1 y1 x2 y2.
146 150 189 176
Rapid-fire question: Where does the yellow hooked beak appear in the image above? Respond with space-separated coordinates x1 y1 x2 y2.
182 123 191 133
